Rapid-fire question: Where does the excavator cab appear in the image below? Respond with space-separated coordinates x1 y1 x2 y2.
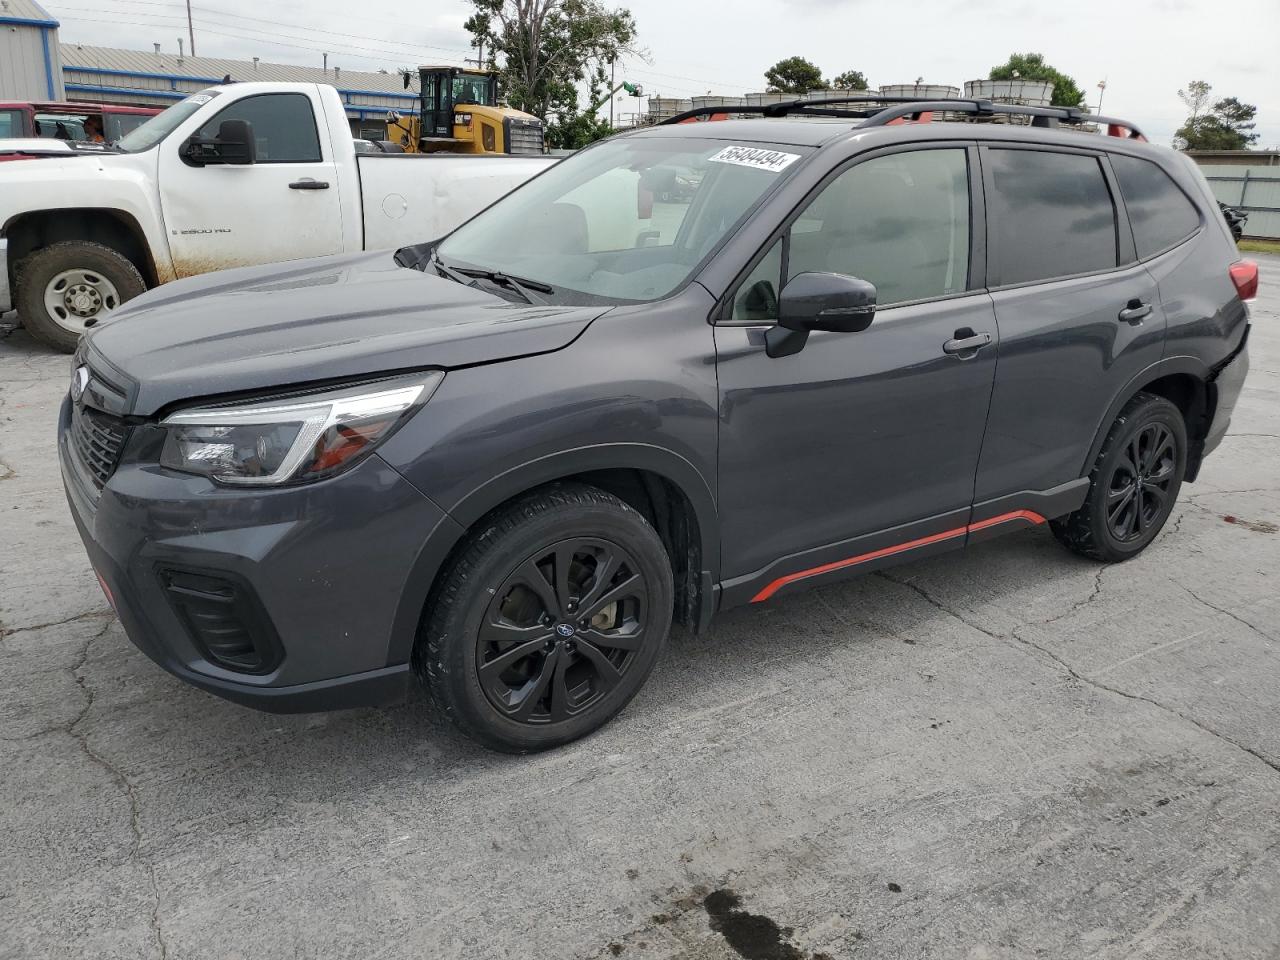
392 66 545 155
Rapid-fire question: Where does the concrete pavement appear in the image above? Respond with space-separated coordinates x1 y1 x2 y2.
2 257 1278 960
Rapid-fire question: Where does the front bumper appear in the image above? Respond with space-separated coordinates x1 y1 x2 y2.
59 396 459 713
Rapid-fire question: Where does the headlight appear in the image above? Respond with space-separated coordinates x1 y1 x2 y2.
160 372 443 485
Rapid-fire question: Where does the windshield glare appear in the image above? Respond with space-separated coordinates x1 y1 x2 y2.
438 136 810 303
116 93 216 153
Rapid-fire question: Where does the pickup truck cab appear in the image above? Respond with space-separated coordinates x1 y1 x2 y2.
0 82 553 351
0 100 160 143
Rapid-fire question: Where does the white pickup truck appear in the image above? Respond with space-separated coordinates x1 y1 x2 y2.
0 82 554 351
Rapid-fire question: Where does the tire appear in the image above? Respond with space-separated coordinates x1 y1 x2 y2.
15 241 146 353
1051 392 1187 562
415 483 674 753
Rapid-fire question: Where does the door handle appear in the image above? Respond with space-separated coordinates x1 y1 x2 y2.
943 330 992 356
1118 299 1152 323
289 178 330 190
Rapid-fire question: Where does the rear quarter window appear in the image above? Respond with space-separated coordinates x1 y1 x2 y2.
1110 153 1202 259
986 149 1118 286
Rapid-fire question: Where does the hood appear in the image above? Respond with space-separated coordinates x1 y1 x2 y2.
84 251 607 416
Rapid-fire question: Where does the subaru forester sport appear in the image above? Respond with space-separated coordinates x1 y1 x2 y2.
60 97 1256 751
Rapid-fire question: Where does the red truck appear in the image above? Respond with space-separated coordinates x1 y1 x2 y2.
0 100 161 159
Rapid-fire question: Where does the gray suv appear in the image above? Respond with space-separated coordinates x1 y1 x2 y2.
60 97 1256 752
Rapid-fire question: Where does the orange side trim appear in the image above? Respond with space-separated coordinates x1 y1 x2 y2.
967 509 1047 534
749 510 1047 603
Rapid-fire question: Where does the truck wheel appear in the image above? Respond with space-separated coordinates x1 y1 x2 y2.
1051 392 1187 562
16 242 146 353
416 483 673 753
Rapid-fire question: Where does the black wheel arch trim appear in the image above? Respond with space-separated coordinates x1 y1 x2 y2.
384 443 720 665
1080 355 1211 481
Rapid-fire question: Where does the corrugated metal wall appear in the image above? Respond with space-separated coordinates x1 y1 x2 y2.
0 23 64 100
1199 164 1280 240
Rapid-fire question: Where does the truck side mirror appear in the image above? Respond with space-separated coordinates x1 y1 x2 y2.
182 118 257 166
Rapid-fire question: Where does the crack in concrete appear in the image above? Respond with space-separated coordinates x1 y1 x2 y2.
0 609 112 643
1175 582 1278 644
66 623 170 960
876 570 1280 779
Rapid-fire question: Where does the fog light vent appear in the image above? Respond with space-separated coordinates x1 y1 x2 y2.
160 568 282 674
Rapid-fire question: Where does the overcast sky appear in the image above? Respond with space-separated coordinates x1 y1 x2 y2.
52 0 1280 147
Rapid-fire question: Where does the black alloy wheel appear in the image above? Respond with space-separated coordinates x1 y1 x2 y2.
1104 422 1178 542
1052 391 1187 562
417 483 673 752
476 537 650 724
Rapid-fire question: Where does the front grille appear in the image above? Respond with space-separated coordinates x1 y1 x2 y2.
71 404 130 489
160 568 283 674
506 120 544 155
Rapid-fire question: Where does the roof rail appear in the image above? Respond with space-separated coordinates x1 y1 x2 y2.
660 95 1147 141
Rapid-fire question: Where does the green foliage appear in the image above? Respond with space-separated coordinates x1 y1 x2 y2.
989 52 1085 107
830 70 869 91
1176 103 1259 150
464 0 637 142
1174 82 1260 150
764 57 825 94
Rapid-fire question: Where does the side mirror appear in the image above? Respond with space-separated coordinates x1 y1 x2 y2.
182 118 256 166
765 272 877 358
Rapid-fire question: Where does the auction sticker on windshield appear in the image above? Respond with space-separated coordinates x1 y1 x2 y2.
708 145 800 173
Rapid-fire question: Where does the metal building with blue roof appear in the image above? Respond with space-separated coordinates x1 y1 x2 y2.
0 0 66 100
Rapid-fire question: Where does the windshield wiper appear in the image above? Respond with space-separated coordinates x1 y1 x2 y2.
454 266 553 304
431 252 476 287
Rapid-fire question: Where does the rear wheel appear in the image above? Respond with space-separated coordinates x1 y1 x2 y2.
416 483 673 753
1051 392 1187 562
16 242 146 353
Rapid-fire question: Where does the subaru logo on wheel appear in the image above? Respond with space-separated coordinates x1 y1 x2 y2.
555 622 575 638
70 366 89 402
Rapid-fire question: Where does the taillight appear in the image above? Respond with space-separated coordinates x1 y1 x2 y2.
1230 260 1259 302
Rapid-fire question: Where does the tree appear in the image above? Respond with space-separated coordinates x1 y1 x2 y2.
830 69 868 91
764 57 825 94
463 0 638 148
989 52 1085 107
1213 96 1259 145
1177 80 1213 123
1175 91 1260 151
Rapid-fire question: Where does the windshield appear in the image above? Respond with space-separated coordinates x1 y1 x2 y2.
437 136 811 303
116 93 217 153
452 75 494 105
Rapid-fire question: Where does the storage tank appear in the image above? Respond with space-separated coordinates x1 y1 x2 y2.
691 95 743 111
879 83 961 100
963 79 1054 106
742 91 791 107
646 97 692 122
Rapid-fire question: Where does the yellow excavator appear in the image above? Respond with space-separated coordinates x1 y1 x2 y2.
388 66 545 155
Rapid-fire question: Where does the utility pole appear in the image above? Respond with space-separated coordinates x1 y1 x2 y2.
185 0 195 56
610 57 615 128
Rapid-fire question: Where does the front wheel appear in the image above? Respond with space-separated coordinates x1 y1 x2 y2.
416 483 673 753
15 242 146 353
1051 392 1187 562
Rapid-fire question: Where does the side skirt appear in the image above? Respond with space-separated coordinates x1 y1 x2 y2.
719 479 1088 609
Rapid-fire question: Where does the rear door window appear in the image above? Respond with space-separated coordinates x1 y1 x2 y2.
1110 154 1202 259
986 149 1118 286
